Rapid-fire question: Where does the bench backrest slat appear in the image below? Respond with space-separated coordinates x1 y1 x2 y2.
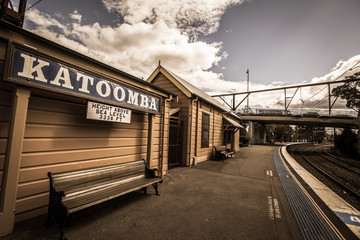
214 146 226 151
64 174 146 200
51 160 146 192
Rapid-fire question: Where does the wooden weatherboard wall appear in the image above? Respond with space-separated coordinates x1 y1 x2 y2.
149 72 190 166
0 39 11 193
148 65 241 166
189 100 230 164
16 91 165 221
0 20 173 237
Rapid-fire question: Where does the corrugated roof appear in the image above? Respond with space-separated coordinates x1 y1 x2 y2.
223 116 244 128
162 66 229 112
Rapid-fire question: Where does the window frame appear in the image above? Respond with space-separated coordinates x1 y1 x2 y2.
201 112 210 148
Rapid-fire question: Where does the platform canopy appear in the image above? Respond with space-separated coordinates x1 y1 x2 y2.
223 116 244 130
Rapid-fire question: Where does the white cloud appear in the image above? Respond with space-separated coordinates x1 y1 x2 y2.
311 54 360 84
24 8 227 79
24 0 247 83
23 2 359 116
330 59 346 71
69 10 82 23
101 0 246 39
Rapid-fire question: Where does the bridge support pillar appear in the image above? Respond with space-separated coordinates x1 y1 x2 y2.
248 122 266 144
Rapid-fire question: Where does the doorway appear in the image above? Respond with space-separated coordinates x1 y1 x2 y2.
168 109 182 168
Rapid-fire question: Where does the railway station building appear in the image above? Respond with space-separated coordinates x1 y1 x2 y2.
148 65 243 167
0 2 242 236
0 20 176 236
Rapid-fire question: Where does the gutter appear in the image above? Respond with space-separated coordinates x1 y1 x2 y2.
194 97 199 165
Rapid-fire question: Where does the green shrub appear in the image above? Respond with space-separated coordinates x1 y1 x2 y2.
334 128 359 159
240 136 250 146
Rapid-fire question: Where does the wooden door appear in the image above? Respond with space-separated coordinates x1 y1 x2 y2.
168 112 182 168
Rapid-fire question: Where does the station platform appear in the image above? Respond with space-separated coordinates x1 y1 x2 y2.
1 145 359 240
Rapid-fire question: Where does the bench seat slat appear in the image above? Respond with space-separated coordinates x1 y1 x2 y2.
64 177 162 213
214 146 233 161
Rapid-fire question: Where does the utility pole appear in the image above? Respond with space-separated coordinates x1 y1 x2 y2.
246 69 249 113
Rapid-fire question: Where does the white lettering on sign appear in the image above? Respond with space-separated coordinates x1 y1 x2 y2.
114 86 126 101
351 216 360 224
76 73 94 93
12 49 160 113
17 53 49 82
50 67 74 89
86 101 131 123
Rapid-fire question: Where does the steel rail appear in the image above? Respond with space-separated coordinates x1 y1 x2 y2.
293 146 360 201
314 147 360 175
321 147 360 171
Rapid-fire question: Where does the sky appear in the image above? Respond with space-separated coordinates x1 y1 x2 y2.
11 0 360 114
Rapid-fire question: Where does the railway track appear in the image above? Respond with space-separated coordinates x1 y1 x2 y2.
316 145 360 174
288 144 360 210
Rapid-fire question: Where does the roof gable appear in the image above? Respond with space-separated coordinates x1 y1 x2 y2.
147 66 192 98
148 65 229 112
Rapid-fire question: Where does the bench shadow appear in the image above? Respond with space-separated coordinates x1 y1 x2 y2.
69 191 150 228
5 190 157 240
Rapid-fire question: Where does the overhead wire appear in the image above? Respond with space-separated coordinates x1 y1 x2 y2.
299 60 360 113
26 0 42 11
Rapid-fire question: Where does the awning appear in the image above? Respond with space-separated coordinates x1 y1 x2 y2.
170 108 180 116
223 116 244 129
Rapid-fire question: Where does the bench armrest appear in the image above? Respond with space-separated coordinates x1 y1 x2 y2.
146 167 160 178
48 172 66 197
143 159 163 179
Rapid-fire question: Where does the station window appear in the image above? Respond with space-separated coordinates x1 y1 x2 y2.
201 112 210 148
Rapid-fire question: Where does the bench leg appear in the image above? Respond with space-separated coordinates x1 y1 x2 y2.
66 215 72 227
59 212 67 240
142 187 148 195
152 183 160 196
45 205 53 227
215 153 222 161
46 191 55 227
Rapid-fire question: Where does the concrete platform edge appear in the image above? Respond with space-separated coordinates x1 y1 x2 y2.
280 145 360 239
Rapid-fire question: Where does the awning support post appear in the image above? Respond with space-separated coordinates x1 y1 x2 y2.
0 86 30 237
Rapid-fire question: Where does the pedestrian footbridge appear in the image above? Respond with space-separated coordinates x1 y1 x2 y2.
239 115 358 128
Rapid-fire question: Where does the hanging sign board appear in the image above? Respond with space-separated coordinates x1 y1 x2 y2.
87 101 131 123
9 47 160 113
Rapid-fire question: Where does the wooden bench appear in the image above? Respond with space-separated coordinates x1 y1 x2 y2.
214 146 234 161
46 159 162 240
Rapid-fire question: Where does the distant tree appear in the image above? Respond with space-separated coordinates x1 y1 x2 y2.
332 72 360 159
331 72 360 116
239 127 250 146
266 124 294 142
313 126 326 144
334 128 359 159
265 124 276 143
295 125 313 142
294 125 326 143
